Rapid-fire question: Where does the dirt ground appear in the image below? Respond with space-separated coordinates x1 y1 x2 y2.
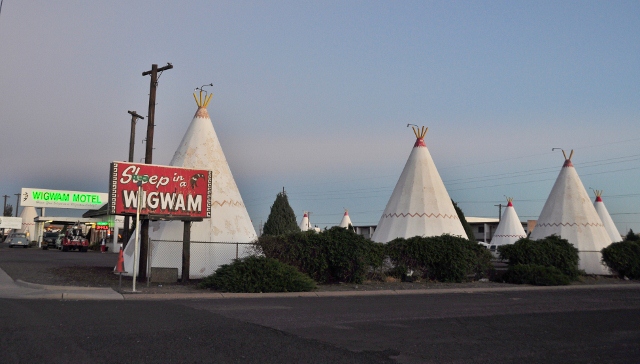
1 246 636 295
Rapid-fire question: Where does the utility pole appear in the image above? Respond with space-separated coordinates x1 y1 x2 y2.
2 195 8 238
2 195 8 216
123 111 144 247
14 193 21 217
139 63 173 280
127 111 144 163
494 204 503 222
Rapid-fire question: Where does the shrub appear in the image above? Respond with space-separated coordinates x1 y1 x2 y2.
502 264 571 286
498 235 579 279
386 234 493 283
602 241 640 279
255 227 382 284
198 256 316 293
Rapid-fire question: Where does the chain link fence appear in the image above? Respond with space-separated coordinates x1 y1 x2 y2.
149 240 256 279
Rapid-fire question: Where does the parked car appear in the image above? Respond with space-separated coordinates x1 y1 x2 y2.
42 232 60 250
60 226 89 252
6 233 30 248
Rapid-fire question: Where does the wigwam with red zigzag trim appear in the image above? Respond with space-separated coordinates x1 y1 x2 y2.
371 126 467 243
530 149 612 275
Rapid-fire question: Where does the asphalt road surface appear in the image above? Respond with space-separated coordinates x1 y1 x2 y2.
1 287 639 363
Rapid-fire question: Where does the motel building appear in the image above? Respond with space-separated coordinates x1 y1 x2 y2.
22 187 123 252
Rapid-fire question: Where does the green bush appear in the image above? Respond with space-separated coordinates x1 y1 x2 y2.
502 264 571 286
255 227 382 284
602 241 640 279
498 235 579 279
386 234 493 283
198 256 316 293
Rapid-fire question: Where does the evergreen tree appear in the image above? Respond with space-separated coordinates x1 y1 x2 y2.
625 229 639 242
4 204 12 217
452 200 475 241
262 190 300 236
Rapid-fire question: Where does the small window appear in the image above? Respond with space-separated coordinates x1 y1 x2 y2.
478 226 484 233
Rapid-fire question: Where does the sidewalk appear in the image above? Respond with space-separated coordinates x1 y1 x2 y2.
0 268 123 300
1 267 639 300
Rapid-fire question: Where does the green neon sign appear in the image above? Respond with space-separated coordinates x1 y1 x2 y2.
31 191 103 204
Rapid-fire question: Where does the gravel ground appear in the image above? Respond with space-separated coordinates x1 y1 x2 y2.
0 244 636 294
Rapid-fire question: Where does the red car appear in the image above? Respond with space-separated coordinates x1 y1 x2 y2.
60 227 89 252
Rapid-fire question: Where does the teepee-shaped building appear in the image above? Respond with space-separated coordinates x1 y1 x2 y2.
491 198 526 246
123 91 257 278
338 209 353 229
18 206 38 241
371 126 467 243
530 150 612 274
593 190 621 243
299 212 310 231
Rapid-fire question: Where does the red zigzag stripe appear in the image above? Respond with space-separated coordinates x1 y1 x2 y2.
536 222 603 228
212 200 245 207
382 213 459 219
493 234 526 238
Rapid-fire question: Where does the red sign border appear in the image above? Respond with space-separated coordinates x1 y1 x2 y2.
108 162 212 220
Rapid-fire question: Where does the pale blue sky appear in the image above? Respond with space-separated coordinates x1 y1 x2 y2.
1 1 639 234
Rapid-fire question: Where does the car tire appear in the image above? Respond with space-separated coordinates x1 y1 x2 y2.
23 245 28 249
62 246 69 252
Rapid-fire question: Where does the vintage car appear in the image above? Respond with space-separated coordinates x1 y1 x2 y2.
42 232 60 250
60 226 89 252
6 233 30 248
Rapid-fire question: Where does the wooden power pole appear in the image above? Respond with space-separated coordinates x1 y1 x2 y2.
139 63 173 280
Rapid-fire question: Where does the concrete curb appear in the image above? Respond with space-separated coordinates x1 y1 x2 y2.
121 282 640 301
0 268 124 300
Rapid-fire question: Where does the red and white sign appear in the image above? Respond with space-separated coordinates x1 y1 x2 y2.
108 162 212 219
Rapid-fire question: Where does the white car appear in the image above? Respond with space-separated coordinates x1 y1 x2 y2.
6 233 30 248
477 242 490 249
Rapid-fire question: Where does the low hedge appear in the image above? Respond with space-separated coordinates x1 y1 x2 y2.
498 235 579 279
602 241 640 279
502 264 571 286
386 234 493 283
255 227 382 284
198 256 316 293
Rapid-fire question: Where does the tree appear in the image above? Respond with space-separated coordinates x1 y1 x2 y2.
4 204 12 217
452 200 475 241
262 189 300 236
625 229 639 242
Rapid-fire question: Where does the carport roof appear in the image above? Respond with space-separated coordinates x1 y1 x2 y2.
34 217 101 225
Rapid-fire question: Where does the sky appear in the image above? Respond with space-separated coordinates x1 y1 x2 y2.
1 1 639 235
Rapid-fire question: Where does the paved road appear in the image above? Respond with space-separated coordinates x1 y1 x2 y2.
1 288 639 363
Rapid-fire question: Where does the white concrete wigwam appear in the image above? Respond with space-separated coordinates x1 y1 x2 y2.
338 209 353 229
299 212 310 231
371 126 468 243
530 150 612 275
122 90 257 278
18 206 38 241
491 198 526 247
593 190 622 243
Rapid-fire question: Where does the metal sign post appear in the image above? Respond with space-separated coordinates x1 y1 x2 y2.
132 182 143 292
